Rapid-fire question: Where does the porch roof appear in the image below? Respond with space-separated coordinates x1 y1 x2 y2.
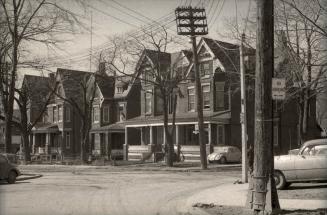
90 122 125 133
32 123 59 133
124 111 231 127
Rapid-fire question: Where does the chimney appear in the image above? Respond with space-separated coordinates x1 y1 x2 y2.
98 62 106 74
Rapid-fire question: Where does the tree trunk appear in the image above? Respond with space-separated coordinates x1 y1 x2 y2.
22 131 31 162
163 93 174 167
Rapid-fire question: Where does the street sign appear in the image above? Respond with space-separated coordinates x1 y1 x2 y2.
272 78 286 100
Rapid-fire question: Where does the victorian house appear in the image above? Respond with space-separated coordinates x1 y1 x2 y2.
31 69 92 160
123 37 256 162
89 66 141 160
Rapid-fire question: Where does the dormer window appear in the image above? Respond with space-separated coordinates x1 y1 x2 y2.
200 61 211 77
117 87 123 94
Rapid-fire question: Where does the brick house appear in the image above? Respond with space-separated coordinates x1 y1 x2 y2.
123 37 256 161
30 69 92 159
89 69 141 160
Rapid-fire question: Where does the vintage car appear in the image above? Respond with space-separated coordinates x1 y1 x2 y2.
207 146 241 164
274 139 327 189
0 153 21 184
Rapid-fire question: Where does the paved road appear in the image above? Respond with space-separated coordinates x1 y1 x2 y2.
0 169 239 215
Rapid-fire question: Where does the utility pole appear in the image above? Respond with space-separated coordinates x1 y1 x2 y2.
240 33 248 183
175 7 208 169
250 0 280 214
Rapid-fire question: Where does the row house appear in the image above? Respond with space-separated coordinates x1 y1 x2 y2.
89 68 141 160
30 69 92 159
123 37 256 162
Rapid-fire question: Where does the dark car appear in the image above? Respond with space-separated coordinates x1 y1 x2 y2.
0 153 21 184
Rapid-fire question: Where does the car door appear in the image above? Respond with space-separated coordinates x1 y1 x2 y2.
312 145 327 179
294 145 325 180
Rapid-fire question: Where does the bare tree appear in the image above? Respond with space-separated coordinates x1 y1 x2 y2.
0 0 85 153
275 0 327 143
102 27 188 167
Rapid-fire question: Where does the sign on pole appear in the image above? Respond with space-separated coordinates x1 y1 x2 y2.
272 78 286 100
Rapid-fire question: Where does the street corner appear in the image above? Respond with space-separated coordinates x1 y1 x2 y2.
17 173 43 182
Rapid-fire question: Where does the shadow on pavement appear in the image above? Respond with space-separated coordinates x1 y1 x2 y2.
0 180 31 185
288 183 327 190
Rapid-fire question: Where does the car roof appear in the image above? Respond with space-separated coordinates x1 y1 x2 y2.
303 139 327 147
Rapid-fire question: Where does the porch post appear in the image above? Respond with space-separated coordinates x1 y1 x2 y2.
45 132 50 155
148 126 156 162
149 126 153 145
141 127 145 145
206 123 213 155
123 127 128 160
105 132 110 160
175 125 181 161
31 134 35 154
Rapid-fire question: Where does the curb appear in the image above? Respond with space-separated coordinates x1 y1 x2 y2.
17 173 43 181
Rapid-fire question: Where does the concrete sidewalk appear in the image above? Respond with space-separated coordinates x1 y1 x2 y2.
184 182 327 212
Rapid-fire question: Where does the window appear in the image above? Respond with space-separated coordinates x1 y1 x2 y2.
202 84 210 110
215 82 225 109
53 106 57 122
188 87 195 111
58 105 63 122
145 90 152 114
200 61 211 77
103 106 110 122
93 106 100 123
117 87 123 94
118 104 125 121
65 107 70 122
65 132 70 149
217 125 225 145
144 68 153 84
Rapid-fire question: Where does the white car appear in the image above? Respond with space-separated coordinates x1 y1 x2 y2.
274 139 327 189
207 146 241 164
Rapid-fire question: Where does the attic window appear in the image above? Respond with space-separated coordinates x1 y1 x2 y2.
117 87 123 94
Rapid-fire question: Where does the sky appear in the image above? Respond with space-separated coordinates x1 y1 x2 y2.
22 0 253 76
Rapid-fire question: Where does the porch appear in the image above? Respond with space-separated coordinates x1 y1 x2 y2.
124 122 228 162
31 124 62 161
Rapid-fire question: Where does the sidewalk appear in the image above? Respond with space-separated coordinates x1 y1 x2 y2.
18 162 241 173
184 182 327 213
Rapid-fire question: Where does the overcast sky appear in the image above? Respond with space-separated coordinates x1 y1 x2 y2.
22 0 252 76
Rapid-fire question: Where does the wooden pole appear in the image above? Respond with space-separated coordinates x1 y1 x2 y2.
252 0 280 214
240 33 248 183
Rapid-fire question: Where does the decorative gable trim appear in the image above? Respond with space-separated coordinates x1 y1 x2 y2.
185 38 226 78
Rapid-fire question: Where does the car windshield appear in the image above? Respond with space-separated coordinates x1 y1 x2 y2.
215 147 229 153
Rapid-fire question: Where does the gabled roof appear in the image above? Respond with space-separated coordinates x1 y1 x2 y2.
201 37 241 72
144 49 171 67
22 75 51 108
94 73 115 99
114 75 133 99
56 68 92 102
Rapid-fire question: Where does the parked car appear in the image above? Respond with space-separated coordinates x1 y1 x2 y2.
0 153 21 184
207 146 241 164
274 139 327 190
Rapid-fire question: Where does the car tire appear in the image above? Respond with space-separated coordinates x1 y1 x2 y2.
7 171 17 184
274 170 287 190
219 156 227 164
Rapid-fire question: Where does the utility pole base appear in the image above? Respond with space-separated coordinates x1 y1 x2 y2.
246 174 280 214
